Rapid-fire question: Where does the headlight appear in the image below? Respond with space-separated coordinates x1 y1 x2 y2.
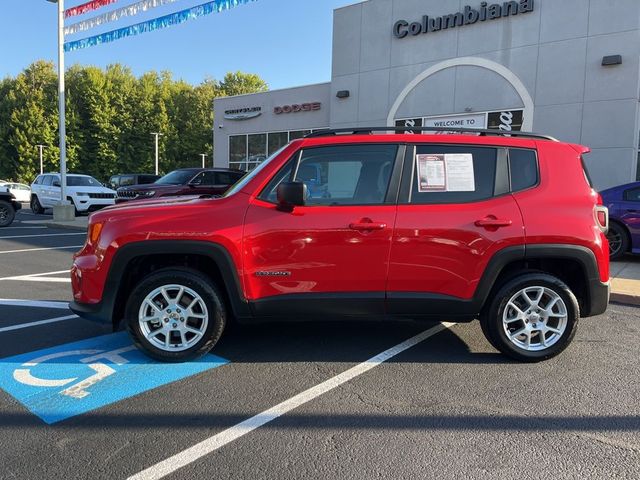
139 191 155 197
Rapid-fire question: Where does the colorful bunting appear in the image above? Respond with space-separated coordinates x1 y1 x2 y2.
65 0 255 52
65 0 119 18
65 0 180 36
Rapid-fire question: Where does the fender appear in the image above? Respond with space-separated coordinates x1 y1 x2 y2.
70 240 250 325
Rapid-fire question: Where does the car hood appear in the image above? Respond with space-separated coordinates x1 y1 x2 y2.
68 186 116 194
118 184 176 192
103 194 210 212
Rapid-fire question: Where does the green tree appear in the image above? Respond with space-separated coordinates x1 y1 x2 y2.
218 71 268 97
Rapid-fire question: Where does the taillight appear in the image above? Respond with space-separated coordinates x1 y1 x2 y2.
595 205 608 233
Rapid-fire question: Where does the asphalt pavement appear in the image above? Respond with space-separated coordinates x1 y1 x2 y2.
0 208 638 480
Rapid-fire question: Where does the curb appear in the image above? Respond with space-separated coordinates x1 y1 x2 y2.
610 292 640 307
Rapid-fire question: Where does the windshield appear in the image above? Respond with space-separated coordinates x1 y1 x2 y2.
223 146 288 198
155 170 196 185
67 176 102 187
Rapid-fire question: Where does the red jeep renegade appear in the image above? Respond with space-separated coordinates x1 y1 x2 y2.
70 128 610 363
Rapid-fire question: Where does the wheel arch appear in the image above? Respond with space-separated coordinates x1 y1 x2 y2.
104 240 249 329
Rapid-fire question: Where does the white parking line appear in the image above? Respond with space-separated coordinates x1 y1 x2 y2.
0 270 70 282
0 233 85 240
0 314 78 333
129 322 456 480
0 299 70 309
0 226 47 230
0 245 82 254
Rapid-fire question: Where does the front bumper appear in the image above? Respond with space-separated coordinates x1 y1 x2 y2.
69 300 112 325
12 201 21 211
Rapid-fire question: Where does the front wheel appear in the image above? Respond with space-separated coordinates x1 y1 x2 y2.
125 269 227 362
0 200 15 227
480 273 579 362
31 195 44 214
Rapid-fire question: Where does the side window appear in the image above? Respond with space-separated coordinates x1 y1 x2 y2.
215 172 235 185
624 187 640 202
408 146 497 204
42 175 53 186
509 149 538 192
199 171 217 186
259 145 398 205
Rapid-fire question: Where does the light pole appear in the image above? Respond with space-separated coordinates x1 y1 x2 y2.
200 154 207 168
36 144 46 175
47 0 73 220
151 133 163 175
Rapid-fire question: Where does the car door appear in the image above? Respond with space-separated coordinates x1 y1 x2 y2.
620 186 640 251
243 143 402 317
39 175 54 207
386 143 526 316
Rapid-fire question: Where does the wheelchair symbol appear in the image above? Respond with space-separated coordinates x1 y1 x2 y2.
13 346 136 399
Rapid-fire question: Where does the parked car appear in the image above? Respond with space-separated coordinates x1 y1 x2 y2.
70 127 610 363
600 181 640 259
0 182 31 203
0 186 21 227
115 168 244 203
109 173 160 190
31 173 116 215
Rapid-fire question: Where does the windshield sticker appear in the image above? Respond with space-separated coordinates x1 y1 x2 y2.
417 154 446 191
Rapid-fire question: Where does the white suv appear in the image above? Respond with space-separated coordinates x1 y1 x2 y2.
31 173 116 215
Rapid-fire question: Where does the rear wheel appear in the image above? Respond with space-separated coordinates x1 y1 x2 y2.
606 222 629 260
30 195 44 214
0 200 15 227
125 269 226 362
480 273 579 362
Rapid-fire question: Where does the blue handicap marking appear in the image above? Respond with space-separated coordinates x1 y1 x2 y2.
0 332 229 424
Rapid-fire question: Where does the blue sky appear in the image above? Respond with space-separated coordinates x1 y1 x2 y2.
1 0 356 89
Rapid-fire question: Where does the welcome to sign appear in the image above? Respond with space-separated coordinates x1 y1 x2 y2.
393 0 535 39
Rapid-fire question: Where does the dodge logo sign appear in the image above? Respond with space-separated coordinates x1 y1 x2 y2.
274 102 321 114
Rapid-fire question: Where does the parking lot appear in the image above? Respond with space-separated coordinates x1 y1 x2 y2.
0 208 638 480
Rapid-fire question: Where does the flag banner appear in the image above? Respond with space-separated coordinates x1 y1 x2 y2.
65 0 180 36
65 0 255 51
65 0 119 18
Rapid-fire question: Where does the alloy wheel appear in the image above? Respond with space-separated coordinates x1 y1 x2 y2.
138 284 209 352
502 286 568 352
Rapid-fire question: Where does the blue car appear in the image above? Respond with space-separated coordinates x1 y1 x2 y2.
600 181 640 259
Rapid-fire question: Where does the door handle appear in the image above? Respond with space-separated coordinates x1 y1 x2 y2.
349 218 387 231
475 216 513 228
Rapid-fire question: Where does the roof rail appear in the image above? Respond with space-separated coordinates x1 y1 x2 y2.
305 127 558 141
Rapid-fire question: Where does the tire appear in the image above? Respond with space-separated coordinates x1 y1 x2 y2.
125 268 227 362
480 273 579 362
30 195 44 214
606 222 629 260
0 200 15 227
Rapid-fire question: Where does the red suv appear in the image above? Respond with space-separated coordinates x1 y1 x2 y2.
70 128 610 363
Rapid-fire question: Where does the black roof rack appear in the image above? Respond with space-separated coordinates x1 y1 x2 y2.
305 127 558 141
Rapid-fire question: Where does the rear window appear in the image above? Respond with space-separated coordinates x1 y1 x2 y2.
581 155 594 187
624 187 640 202
509 149 538 192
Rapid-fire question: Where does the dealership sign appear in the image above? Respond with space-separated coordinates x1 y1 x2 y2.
395 110 524 134
393 0 535 39
224 106 262 121
274 102 321 114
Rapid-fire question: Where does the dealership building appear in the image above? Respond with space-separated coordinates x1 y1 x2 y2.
213 0 640 189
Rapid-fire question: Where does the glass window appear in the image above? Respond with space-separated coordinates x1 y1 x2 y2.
289 130 311 141
67 176 102 187
42 175 53 186
138 175 159 185
33 175 43 185
623 187 640 202
268 132 289 155
409 146 497 204
509 149 538 192
200 171 216 185
248 134 267 167
229 135 247 170
636 152 640 181
288 145 397 206
156 170 196 185
119 175 135 186
215 172 239 185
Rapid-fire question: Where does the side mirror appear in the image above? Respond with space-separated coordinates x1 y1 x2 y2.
277 181 307 211
52 180 61 187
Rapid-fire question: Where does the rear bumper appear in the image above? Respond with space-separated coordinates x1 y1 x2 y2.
584 279 610 317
